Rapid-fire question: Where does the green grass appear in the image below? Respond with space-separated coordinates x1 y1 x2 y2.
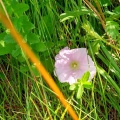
0 0 120 119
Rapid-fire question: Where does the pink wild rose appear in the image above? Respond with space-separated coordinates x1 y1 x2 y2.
54 47 96 85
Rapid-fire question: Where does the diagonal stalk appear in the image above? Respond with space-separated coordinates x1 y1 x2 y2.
83 0 105 30
0 8 79 120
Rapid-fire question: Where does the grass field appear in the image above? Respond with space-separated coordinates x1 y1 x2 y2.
0 0 120 119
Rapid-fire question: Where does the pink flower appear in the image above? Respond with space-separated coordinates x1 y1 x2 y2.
54 47 96 85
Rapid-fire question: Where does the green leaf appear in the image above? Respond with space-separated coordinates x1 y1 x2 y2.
11 46 21 58
4 34 15 43
20 65 29 72
106 20 120 39
82 21 102 40
81 71 90 83
12 17 22 32
0 43 16 55
31 42 47 52
88 41 100 55
41 57 53 73
99 0 111 6
40 15 54 35
76 84 84 99
22 21 35 34
0 32 6 40
69 84 76 91
20 16 35 33
17 55 26 63
97 66 120 95
100 43 120 73
27 33 39 44
31 65 40 77
57 40 67 47
13 3 29 16
0 40 5 47
46 41 54 49
113 6 120 14
60 7 92 22
0 32 16 55
83 82 93 89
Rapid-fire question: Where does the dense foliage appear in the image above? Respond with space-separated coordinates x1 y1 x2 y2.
0 0 120 119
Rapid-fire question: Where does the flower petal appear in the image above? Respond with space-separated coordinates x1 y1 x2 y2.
54 46 96 84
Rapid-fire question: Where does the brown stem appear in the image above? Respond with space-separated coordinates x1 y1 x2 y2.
83 0 105 30
94 0 106 22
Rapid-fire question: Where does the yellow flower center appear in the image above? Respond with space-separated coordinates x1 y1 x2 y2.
70 61 79 70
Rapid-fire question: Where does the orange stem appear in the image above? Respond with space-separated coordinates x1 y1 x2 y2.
0 11 79 120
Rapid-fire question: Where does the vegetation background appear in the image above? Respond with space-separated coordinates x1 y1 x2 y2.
0 0 120 119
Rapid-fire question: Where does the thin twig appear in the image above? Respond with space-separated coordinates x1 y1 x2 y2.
83 0 105 30
93 0 106 22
